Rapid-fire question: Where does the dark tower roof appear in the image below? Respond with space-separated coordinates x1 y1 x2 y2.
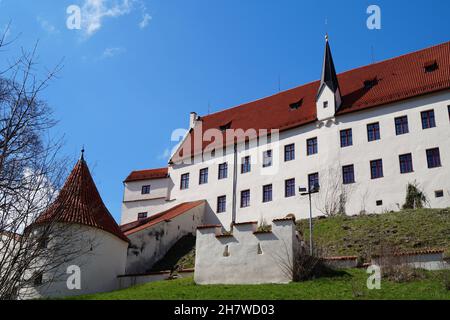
34 153 128 243
317 35 341 98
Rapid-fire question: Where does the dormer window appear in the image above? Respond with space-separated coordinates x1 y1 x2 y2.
141 185 151 195
323 101 328 109
424 60 438 73
289 99 303 110
364 77 378 89
220 122 232 132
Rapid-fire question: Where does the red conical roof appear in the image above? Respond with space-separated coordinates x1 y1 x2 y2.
35 158 129 243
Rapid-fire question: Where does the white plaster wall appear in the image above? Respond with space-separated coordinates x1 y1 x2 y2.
21 225 128 299
122 91 450 229
125 202 205 274
195 220 298 285
121 178 174 225
372 252 449 271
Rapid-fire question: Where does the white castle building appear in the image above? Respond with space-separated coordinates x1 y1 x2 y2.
121 39 450 234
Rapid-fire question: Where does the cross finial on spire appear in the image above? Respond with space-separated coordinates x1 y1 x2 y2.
80 146 85 161
325 33 329 42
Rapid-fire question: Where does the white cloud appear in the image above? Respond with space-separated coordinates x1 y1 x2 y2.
139 13 152 29
100 47 126 59
37 17 59 34
80 0 151 38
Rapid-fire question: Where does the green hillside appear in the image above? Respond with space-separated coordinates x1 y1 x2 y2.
297 208 450 260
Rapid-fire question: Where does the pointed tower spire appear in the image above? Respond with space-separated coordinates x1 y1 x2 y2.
316 35 342 121
318 34 340 98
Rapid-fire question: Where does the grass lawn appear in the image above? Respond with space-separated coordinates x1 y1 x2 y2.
71 269 450 300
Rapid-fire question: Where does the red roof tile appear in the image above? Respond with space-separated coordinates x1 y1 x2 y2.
121 200 205 235
33 159 129 243
124 167 168 183
172 41 450 161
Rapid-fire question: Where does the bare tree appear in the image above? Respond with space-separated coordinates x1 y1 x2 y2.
314 167 353 217
0 28 95 300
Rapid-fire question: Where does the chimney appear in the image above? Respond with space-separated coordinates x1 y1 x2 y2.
190 112 198 129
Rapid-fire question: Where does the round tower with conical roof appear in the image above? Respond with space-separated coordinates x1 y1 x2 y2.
24 151 129 299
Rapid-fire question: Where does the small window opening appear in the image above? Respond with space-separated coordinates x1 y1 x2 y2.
220 122 232 132
363 77 379 89
323 101 328 108
223 245 230 257
376 200 383 206
289 99 303 110
435 190 444 198
424 61 438 73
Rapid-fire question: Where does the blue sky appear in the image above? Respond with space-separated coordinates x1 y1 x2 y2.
0 0 449 222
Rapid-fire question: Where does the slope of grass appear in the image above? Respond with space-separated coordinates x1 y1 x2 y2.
297 208 450 260
71 269 450 300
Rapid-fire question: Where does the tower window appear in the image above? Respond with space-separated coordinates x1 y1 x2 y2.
323 101 329 108
141 185 151 195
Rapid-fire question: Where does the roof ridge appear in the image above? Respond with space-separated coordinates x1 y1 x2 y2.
200 40 450 120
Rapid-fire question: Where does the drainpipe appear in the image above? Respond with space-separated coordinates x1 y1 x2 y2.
231 143 238 226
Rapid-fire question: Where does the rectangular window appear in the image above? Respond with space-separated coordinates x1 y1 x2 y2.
395 116 409 135
308 173 319 192
263 150 273 168
141 185 151 195
199 168 209 185
342 165 355 184
241 156 251 174
323 101 328 108
263 184 273 203
367 122 380 141
180 173 190 190
218 162 228 180
217 196 227 213
285 179 296 198
435 190 444 198
241 190 250 208
370 159 384 179
284 144 295 161
421 110 436 129
340 129 353 147
426 148 441 168
307 137 318 156
138 212 148 220
399 153 413 174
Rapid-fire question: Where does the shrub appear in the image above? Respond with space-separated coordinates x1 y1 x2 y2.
403 181 428 209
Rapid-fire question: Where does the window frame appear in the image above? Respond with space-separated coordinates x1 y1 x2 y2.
217 196 227 213
218 162 228 180
284 144 295 162
262 184 273 203
138 212 148 220
285 178 296 198
306 137 318 156
180 173 190 190
370 159 384 179
367 122 381 142
141 185 151 195
340 129 353 148
263 150 273 168
241 156 251 174
395 116 409 135
240 190 251 208
308 172 319 192
421 110 436 129
426 148 441 168
399 153 414 174
199 168 209 185
342 165 355 185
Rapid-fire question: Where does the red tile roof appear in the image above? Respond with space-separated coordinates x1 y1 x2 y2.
33 159 129 243
124 167 168 183
120 200 205 235
172 41 450 161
